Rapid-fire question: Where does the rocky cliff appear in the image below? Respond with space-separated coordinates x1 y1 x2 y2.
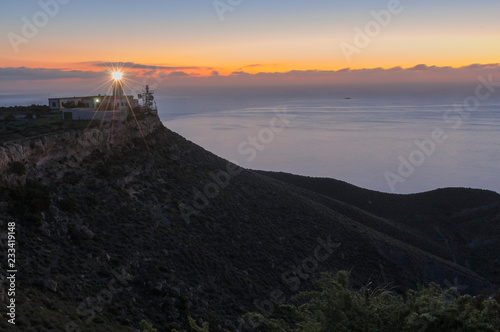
0 115 162 186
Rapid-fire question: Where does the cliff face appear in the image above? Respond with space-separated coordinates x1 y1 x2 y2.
0 114 497 332
0 115 162 186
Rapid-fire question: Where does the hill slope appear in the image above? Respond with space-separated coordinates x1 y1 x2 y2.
257 171 500 287
0 114 497 331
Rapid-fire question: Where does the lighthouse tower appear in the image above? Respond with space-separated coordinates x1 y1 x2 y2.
111 71 125 109
112 72 124 98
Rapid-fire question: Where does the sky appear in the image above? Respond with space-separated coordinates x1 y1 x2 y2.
0 0 499 100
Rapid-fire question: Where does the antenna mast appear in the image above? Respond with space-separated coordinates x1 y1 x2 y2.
138 85 156 110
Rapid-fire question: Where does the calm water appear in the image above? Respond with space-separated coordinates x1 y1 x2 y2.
159 96 500 194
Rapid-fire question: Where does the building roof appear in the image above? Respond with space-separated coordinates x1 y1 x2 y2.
49 94 136 100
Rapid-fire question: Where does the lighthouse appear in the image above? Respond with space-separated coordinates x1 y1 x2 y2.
111 71 126 109
112 71 124 98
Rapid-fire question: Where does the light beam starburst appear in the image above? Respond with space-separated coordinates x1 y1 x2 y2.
112 71 123 81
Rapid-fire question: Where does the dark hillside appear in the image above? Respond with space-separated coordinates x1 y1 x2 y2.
0 116 496 331
257 170 500 287
255 171 500 220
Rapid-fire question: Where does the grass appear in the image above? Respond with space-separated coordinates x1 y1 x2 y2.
0 116 101 142
0 105 101 142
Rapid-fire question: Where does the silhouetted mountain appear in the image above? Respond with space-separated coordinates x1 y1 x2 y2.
257 171 500 287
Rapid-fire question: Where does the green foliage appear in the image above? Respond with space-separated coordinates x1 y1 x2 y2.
10 161 26 175
140 319 158 332
254 271 500 332
188 316 210 332
170 316 211 332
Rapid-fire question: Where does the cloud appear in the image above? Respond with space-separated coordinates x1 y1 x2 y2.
0 67 103 81
166 71 190 78
459 63 500 70
82 61 211 71
2 63 500 99
409 64 434 71
238 64 264 70
231 71 250 76
387 66 403 72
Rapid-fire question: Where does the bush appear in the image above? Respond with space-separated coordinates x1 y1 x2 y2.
140 320 158 332
10 161 26 175
249 271 500 332
59 197 79 213
170 316 210 332
4 114 16 122
9 181 51 226
10 184 50 214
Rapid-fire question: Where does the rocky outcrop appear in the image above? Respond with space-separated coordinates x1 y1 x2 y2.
0 115 162 186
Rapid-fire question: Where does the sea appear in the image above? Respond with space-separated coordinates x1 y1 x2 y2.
158 96 500 195
3 94 499 194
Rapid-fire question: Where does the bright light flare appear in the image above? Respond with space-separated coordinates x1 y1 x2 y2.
112 71 123 81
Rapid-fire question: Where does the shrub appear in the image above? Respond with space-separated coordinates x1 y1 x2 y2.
140 320 158 332
4 114 16 122
10 184 50 214
250 271 500 332
10 161 26 175
9 181 51 226
170 316 210 332
59 197 79 213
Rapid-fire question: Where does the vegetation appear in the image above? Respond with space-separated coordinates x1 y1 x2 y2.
0 104 104 141
144 316 210 332
0 116 99 141
2 117 499 332
9 161 26 175
9 181 50 214
8 180 51 225
138 271 500 331
58 197 79 213
244 271 500 332
4 114 17 122
141 320 159 332
0 104 51 114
